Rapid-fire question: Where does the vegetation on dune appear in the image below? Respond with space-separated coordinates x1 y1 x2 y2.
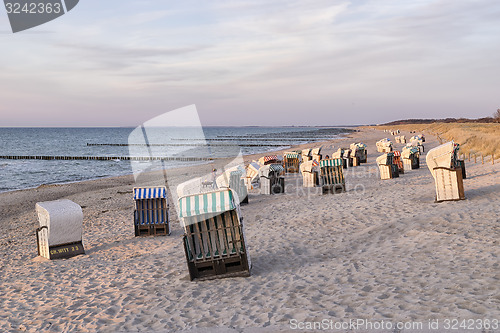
371 122 500 157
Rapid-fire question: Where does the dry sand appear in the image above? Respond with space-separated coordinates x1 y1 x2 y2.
0 128 498 333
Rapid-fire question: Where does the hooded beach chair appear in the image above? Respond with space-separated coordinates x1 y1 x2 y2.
350 143 367 163
300 160 319 187
376 153 397 180
216 167 249 204
301 149 312 162
259 163 285 194
402 145 420 170
426 142 465 202
283 152 301 173
244 161 261 190
410 136 425 153
393 151 404 174
35 199 85 260
311 147 322 162
178 189 251 281
376 138 393 153
133 187 170 236
319 158 345 194
258 155 280 166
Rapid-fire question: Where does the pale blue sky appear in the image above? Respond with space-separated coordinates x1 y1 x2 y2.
1 0 499 126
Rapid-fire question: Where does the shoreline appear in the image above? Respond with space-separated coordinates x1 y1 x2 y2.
0 129 356 195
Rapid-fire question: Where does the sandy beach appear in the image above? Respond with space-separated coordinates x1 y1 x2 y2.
0 128 498 332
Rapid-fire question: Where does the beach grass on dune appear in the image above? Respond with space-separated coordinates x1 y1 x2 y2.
370 122 500 156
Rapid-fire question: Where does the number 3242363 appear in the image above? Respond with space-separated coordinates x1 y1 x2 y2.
5 2 62 14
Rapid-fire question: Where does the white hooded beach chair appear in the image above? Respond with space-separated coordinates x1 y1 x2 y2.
35 199 85 260
216 167 249 204
311 146 322 162
376 139 393 153
244 161 261 190
402 145 420 170
350 143 367 163
301 149 312 162
178 189 251 281
300 160 320 187
259 164 285 194
319 158 345 194
376 153 397 180
426 142 465 202
133 187 170 236
283 152 301 173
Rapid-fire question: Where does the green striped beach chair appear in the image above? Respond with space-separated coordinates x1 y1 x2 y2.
283 152 301 173
319 159 346 194
178 189 251 281
133 187 170 236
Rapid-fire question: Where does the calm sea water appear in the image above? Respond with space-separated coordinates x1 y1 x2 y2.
0 127 351 192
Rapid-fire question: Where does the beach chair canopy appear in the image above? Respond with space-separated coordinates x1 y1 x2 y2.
216 165 246 188
320 158 343 167
426 141 457 176
134 187 167 201
300 160 319 173
258 155 279 165
311 146 322 155
36 199 83 247
284 152 300 159
259 164 284 178
178 189 237 219
376 153 393 166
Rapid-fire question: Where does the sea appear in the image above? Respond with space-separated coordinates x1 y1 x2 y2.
0 127 353 193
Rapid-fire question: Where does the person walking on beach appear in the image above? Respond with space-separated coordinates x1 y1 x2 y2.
211 168 218 189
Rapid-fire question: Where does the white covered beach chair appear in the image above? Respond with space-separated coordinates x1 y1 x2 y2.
311 146 322 162
376 153 397 180
133 187 170 236
216 166 248 204
376 138 393 153
350 143 367 164
259 164 285 194
244 161 261 190
35 199 85 260
300 160 319 187
178 189 251 281
402 145 420 170
426 142 465 202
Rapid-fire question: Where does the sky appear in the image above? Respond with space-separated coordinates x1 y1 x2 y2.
1 0 499 127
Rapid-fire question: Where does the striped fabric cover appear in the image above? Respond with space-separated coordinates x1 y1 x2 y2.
312 160 319 167
320 158 343 167
393 151 401 157
284 153 300 159
263 155 278 162
134 187 167 200
269 164 284 172
178 189 236 218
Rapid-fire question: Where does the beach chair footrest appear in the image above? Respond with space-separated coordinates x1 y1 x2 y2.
186 253 251 281
322 184 345 194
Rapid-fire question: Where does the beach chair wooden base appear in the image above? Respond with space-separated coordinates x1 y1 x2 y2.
302 172 319 188
392 165 399 178
352 157 359 166
184 241 251 281
182 209 251 281
261 176 284 195
379 165 392 180
433 167 465 202
36 232 85 260
322 184 346 194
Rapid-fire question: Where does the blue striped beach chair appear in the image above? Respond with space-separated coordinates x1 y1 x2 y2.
133 187 170 236
283 152 301 173
319 159 346 194
178 189 251 281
